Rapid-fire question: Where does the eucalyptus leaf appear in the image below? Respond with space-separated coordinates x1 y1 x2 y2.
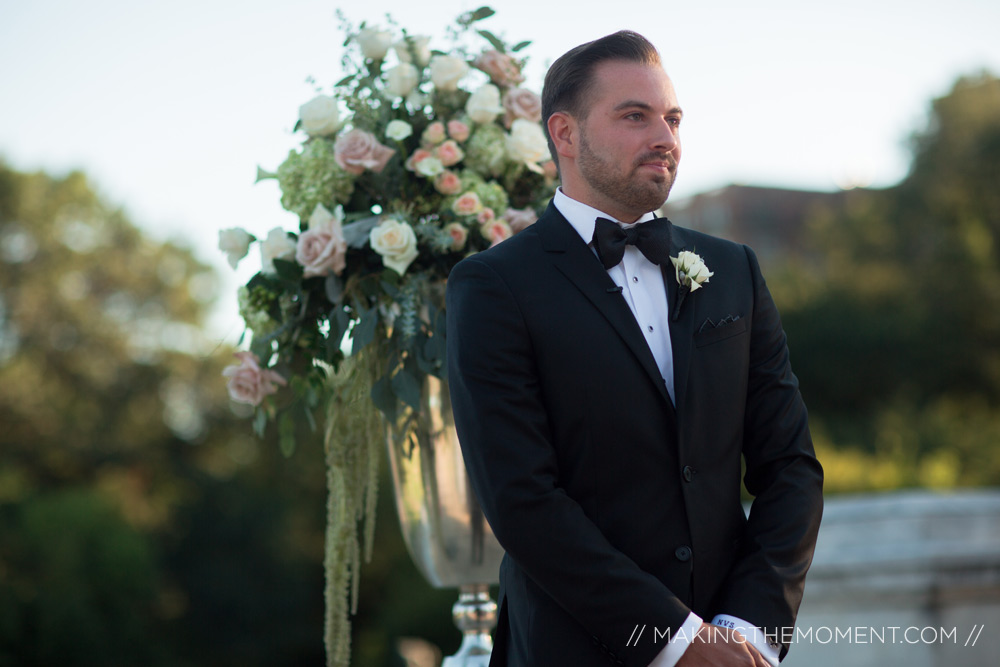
325 274 344 304
350 307 378 355
391 368 422 411
273 257 303 282
293 118 302 133
279 412 296 457
370 373 397 420
469 6 495 22
336 308 352 344
511 40 532 52
334 74 356 88
303 402 317 432
477 29 505 53
252 408 268 438
342 215 380 248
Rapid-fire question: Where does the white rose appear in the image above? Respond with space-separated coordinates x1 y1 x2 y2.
218 227 254 269
394 35 431 66
298 95 344 137
260 227 297 274
506 119 549 167
370 218 419 275
386 119 413 142
670 251 714 291
356 27 393 61
414 156 444 178
466 84 504 125
385 63 419 98
406 89 429 110
429 55 469 92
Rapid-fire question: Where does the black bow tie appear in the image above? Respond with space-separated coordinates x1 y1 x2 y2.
591 216 672 270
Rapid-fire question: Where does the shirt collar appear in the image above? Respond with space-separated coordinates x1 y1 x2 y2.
553 187 657 245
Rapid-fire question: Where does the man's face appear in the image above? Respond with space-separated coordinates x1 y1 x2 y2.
574 60 682 221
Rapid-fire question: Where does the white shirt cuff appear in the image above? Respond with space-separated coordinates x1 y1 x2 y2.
648 612 703 667
710 614 780 666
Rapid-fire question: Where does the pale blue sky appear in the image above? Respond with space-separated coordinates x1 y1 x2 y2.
2 0 998 338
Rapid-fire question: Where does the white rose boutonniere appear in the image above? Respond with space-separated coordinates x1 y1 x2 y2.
670 250 713 291
669 250 713 320
370 218 419 275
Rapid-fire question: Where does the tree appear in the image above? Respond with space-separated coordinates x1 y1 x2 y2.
772 72 1000 490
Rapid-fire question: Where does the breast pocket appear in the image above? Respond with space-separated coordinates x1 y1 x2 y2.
694 317 748 348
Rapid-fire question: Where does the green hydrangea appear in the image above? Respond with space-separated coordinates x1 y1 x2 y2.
238 285 278 336
463 124 508 178
474 180 508 216
276 138 356 221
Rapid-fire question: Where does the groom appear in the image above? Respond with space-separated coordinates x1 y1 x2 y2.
446 31 823 666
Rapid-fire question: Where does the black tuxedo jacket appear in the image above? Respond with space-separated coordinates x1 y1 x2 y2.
446 202 823 666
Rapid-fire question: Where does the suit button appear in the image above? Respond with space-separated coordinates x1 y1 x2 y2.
682 465 695 482
675 545 692 562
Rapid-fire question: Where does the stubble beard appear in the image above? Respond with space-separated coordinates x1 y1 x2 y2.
577 127 677 219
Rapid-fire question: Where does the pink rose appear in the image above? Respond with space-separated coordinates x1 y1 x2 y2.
444 222 468 251
405 148 433 172
504 207 539 234
296 227 346 278
447 120 470 143
435 170 462 195
435 140 464 167
222 351 287 406
477 208 496 224
422 121 446 145
481 219 513 247
503 87 542 127
451 191 483 215
333 129 395 175
451 191 484 216
474 50 525 87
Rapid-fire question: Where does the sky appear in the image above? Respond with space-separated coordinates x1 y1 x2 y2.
2 0 999 340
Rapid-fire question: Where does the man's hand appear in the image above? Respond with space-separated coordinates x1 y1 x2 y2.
676 622 770 667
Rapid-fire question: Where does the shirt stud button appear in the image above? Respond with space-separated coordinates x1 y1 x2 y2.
632 276 638 283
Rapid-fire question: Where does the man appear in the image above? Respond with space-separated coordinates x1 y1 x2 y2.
446 30 823 667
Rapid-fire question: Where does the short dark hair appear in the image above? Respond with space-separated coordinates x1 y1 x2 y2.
541 31 661 167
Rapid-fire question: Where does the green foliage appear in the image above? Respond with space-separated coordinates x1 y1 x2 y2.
0 163 463 666
0 489 163 667
772 71 1000 491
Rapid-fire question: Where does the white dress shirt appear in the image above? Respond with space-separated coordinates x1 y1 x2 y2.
553 189 780 667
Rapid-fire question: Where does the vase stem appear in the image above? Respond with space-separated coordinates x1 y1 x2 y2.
441 583 497 667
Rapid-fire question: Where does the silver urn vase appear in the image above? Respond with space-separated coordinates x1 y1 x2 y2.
386 373 505 666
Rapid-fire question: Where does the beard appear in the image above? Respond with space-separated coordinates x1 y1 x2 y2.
577 126 678 218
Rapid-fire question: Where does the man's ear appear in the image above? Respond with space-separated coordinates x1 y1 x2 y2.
547 111 578 161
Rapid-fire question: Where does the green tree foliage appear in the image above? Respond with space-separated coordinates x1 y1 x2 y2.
773 72 1000 491
0 163 473 666
0 165 329 664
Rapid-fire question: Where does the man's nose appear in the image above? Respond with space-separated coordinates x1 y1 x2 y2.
650 119 679 152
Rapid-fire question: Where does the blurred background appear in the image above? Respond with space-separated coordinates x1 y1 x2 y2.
2 0 999 665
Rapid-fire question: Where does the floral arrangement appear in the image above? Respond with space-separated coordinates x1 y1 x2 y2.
218 7 556 666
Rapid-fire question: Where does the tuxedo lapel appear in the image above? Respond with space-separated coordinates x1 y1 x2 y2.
534 206 675 410
664 223 696 418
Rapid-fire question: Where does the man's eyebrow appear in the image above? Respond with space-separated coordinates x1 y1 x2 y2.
612 100 684 116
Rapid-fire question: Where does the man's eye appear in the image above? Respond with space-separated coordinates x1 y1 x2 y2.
667 117 682 128
626 112 643 121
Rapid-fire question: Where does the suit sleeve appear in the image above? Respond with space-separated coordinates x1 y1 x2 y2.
447 256 691 666
715 245 824 659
